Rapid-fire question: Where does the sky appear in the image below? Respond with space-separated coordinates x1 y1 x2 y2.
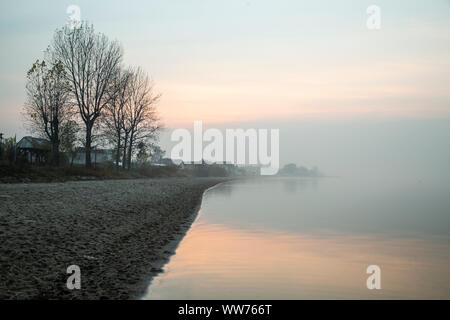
1 0 449 177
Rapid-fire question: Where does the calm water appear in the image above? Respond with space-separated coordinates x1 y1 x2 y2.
144 177 450 299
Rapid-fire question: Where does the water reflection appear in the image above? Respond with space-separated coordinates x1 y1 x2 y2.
282 177 318 194
146 223 450 299
145 177 450 299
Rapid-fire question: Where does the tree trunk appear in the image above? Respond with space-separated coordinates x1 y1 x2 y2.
127 134 133 170
52 141 60 166
85 123 92 168
116 134 121 170
122 132 128 170
53 119 60 166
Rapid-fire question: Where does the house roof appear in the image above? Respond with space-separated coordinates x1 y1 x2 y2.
17 136 51 150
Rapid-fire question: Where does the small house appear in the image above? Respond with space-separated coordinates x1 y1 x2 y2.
16 136 51 164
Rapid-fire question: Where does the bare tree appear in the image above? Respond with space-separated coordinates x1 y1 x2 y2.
23 60 72 166
101 68 132 169
123 67 161 169
48 22 123 168
60 119 81 166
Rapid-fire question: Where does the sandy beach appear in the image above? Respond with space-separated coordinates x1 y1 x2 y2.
0 178 224 299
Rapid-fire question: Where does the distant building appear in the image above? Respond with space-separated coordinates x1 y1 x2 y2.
16 136 51 164
179 159 214 170
158 158 176 167
179 160 198 170
149 157 178 167
69 147 115 167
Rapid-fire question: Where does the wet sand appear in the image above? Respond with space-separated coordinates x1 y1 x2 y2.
0 178 224 299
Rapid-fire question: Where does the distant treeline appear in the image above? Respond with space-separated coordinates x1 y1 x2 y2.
278 163 322 177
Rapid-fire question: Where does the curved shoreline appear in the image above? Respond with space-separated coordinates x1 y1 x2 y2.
0 177 227 299
140 181 229 299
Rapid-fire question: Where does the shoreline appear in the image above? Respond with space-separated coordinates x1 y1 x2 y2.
141 181 227 299
0 177 227 299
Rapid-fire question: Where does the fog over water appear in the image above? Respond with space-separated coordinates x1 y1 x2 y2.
149 115 450 299
145 177 450 299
